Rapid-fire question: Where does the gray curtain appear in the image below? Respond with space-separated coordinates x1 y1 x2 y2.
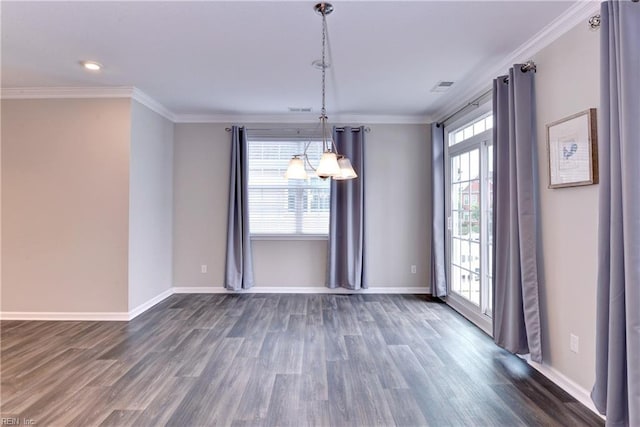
591 2 640 424
225 126 255 290
327 126 365 289
492 66 542 363
431 123 447 297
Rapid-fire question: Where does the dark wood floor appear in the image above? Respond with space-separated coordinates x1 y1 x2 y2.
1 294 603 426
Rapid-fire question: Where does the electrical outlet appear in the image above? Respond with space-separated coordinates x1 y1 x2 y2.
201 264 208 274
570 334 579 353
411 265 417 274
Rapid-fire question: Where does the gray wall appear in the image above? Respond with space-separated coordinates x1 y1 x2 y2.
128 100 175 310
532 22 599 391
172 123 231 287
172 122 431 289
1 99 131 312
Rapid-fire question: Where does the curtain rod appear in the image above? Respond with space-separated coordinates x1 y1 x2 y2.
224 126 371 132
437 60 537 127
436 88 493 127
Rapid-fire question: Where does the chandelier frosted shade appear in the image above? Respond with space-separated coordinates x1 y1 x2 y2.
316 151 341 178
334 157 358 180
285 156 309 180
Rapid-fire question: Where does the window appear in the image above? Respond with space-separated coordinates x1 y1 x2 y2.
449 115 493 147
248 138 330 236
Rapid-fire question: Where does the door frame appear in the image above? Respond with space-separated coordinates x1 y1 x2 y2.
443 103 493 336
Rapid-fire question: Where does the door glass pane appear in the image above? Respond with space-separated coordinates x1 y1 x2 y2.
470 242 480 276
451 156 461 183
470 272 480 305
451 266 462 294
460 240 470 271
451 238 461 267
459 152 470 182
459 269 470 301
448 125 493 319
470 149 480 181
451 183 462 210
452 211 463 238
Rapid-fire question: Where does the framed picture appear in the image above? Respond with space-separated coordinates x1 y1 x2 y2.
546 108 598 189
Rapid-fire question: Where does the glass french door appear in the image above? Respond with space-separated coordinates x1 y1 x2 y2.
446 114 493 332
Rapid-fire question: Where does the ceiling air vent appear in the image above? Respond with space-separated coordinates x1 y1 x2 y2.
288 107 313 112
431 81 455 93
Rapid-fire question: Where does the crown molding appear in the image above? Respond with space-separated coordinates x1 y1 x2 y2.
0 86 135 99
174 113 430 124
131 88 175 121
431 0 601 124
1 86 176 122
1 86 427 124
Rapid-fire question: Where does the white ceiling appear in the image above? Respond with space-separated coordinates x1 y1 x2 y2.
2 1 587 121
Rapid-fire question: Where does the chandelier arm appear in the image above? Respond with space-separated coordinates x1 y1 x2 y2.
303 153 317 172
302 139 313 157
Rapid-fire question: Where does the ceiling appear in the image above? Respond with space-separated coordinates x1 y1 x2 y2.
2 1 583 122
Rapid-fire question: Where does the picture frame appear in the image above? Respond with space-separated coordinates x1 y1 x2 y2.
546 108 598 189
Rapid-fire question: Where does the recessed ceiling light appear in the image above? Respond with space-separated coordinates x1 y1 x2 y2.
80 61 102 71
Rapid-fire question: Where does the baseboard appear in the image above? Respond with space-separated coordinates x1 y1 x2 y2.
127 288 173 320
519 355 604 419
172 286 228 294
0 286 430 321
171 286 431 294
0 311 130 321
0 288 174 321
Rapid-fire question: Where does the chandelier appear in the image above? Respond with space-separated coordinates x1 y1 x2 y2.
285 3 357 181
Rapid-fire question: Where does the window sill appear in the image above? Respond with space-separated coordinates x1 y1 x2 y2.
250 234 328 241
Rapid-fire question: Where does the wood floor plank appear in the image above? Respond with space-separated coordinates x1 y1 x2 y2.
0 294 602 427
164 337 244 426
359 321 409 389
384 388 429 427
234 359 277 422
306 295 324 325
98 409 141 427
264 373 302 427
342 360 396 426
326 360 352 426
301 400 332 427
133 376 196 427
301 323 329 401
322 309 349 362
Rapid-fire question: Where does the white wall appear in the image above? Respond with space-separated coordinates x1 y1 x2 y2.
128 100 174 310
1 99 131 312
172 122 431 289
532 22 599 391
